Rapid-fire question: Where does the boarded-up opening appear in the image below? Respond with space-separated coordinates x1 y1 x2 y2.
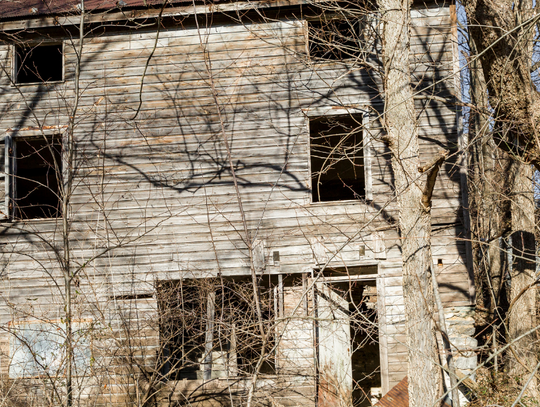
9 319 91 379
310 115 365 202
15 44 63 84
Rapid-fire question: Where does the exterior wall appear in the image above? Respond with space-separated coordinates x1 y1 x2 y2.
0 2 473 406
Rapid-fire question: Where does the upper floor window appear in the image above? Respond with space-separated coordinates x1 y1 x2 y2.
14 135 62 219
308 9 378 61
14 43 63 84
309 18 363 60
310 114 366 202
1 134 63 220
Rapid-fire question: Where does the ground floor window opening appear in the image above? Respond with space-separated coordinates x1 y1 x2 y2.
157 277 276 381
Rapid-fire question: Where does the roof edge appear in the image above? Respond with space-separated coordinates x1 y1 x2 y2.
0 0 306 31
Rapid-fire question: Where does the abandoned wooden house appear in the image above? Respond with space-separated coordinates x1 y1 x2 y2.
0 0 475 405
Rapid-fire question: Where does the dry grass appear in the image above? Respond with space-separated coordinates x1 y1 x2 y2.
467 367 539 407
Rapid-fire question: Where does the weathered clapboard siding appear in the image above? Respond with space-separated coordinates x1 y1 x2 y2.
0 2 473 405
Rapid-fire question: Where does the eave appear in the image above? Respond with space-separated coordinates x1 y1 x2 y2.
0 0 312 31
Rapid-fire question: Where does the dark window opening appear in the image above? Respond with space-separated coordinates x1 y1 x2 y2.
157 278 276 381
15 44 63 84
310 115 365 202
14 136 62 219
309 19 360 60
158 281 207 380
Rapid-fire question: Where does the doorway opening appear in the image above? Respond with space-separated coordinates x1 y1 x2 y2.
316 267 381 406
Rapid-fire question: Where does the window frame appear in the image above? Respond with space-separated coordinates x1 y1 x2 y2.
2 127 66 221
12 41 64 86
313 264 389 398
307 110 373 204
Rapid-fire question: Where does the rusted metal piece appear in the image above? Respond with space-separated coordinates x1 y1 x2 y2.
375 376 452 407
375 376 409 407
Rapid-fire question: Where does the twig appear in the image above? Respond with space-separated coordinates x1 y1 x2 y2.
510 359 540 407
131 2 167 121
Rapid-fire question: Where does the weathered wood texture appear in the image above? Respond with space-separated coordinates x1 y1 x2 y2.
0 3 469 405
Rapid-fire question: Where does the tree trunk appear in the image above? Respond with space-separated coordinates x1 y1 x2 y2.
468 33 511 331
376 0 441 404
509 162 538 397
464 0 539 389
464 0 540 168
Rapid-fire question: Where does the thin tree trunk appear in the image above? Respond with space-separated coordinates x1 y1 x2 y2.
509 162 538 397
468 33 510 339
376 0 441 404
64 4 85 406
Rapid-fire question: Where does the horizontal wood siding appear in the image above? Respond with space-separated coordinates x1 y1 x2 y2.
0 4 469 405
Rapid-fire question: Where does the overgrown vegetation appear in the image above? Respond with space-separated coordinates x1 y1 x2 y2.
0 0 539 405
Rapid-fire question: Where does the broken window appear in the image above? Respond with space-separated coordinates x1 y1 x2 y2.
308 8 379 62
310 115 365 202
15 44 63 84
309 18 364 60
157 278 275 381
7 135 63 219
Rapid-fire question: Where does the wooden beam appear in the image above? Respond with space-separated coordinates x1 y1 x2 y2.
0 0 308 31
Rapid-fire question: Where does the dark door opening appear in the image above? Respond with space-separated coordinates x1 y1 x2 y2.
317 279 381 407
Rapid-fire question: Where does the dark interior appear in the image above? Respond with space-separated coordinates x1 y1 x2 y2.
310 115 365 202
309 18 363 60
331 281 381 407
157 279 275 380
15 44 63 84
14 136 62 219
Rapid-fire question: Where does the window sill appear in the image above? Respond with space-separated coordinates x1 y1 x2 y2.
163 374 280 386
309 198 368 206
309 56 357 63
11 80 64 87
5 216 63 224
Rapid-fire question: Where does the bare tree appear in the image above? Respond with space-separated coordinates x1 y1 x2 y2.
375 0 446 404
463 0 540 395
